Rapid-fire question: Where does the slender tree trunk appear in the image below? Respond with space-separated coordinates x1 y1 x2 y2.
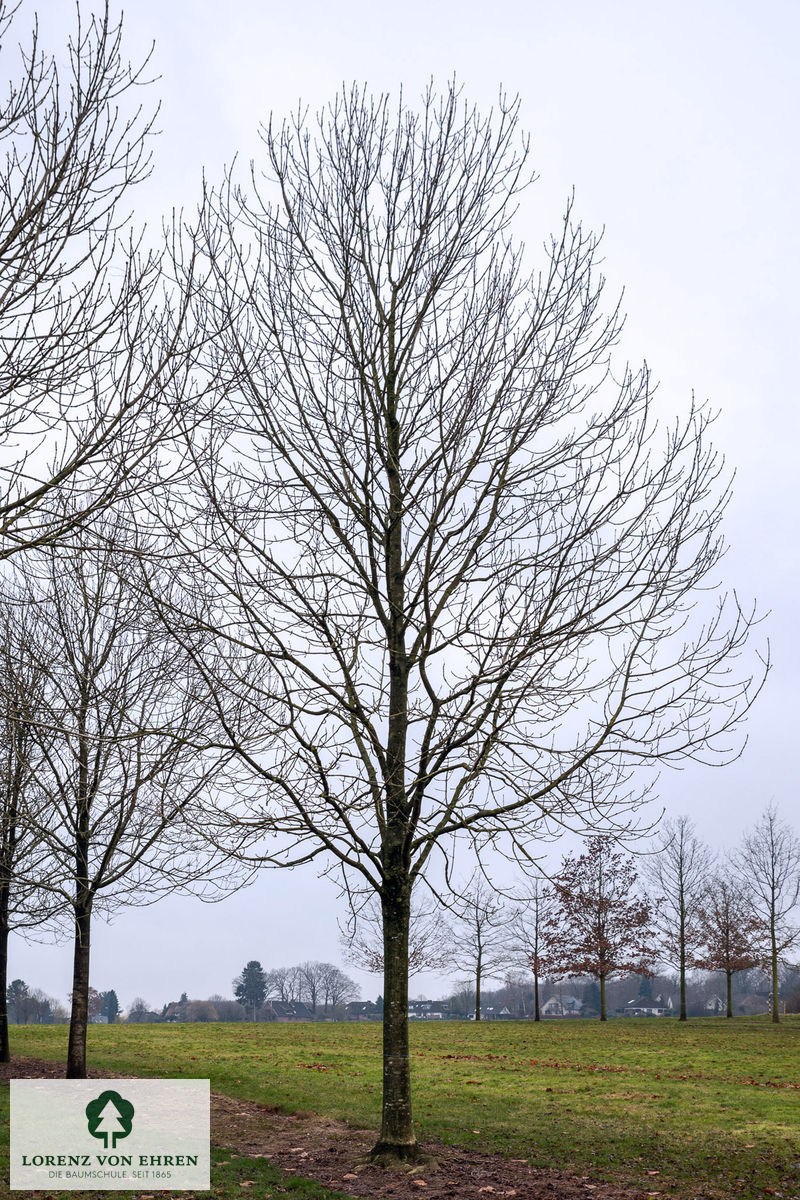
66 895 92 1077
770 914 779 1024
371 329 418 1161
533 972 540 1022
678 908 687 1021
0 893 10 1062
1 732 21 1064
67 726 92 1079
374 876 416 1159
599 974 606 1022
725 969 733 1019
474 943 482 1022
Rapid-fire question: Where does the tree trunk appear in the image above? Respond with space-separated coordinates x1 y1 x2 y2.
533 972 540 1022
371 338 418 1161
0 889 9 1062
725 969 733 1019
599 973 606 1022
66 895 93 1077
678 909 687 1021
474 943 482 1022
373 879 416 1159
770 919 779 1024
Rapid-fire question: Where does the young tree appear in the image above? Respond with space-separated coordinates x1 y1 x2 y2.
233 960 267 1019
545 836 655 1021
15 523 231 1077
163 84 761 1157
509 880 557 1022
736 806 800 1024
0 2 194 557
646 816 714 1021
0 600 63 1061
695 870 762 1018
446 879 509 1021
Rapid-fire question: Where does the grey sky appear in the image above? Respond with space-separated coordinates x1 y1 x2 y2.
9 0 798 1011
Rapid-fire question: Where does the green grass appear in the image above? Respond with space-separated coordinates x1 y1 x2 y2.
7 1016 800 1198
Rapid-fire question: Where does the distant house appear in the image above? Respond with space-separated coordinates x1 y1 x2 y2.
704 994 725 1015
408 1000 451 1020
126 1009 161 1024
541 995 583 1017
266 1001 312 1022
345 1001 379 1021
162 1001 189 1022
626 993 673 1017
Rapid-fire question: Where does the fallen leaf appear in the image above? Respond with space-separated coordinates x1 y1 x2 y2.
412 1181 428 1188
343 1173 358 1180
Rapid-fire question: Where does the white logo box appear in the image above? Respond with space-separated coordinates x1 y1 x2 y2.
11 1079 210 1190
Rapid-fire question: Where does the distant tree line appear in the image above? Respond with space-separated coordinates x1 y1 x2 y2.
232 960 360 1019
412 806 800 1024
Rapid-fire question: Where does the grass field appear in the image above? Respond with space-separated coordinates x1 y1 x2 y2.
5 1016 800 1198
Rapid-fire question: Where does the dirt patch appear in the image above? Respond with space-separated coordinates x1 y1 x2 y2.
1 1057 670 1200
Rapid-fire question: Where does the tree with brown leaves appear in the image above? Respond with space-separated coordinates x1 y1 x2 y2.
695 869 762 1018
545 836 655 1021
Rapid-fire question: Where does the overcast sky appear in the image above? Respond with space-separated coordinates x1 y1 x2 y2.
10 0 799 1012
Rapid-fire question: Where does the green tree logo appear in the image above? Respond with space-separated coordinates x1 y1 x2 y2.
85 1090 135 1149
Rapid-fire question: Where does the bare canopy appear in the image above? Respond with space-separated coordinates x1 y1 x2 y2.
158 83 763 1158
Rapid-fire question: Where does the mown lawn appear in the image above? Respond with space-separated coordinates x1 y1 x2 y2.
7 1016 800 1198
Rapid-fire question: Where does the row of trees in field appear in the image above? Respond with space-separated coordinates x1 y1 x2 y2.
412 811 799 1025
232 960 360 1018
0 0 769 1161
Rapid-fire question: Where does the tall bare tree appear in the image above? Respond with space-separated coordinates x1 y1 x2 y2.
0 1 195 556
509 879 557 1022
737 805 800 1024
446 878 509 1021
646 815 714 1021
14 523 232 1076
0 599 63 1061
159 84 762 1158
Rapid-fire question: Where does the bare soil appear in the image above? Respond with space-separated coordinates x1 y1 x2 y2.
0 1056 677 1200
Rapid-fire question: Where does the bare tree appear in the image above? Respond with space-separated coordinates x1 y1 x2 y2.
0 1 196 556
297 960 326 1013
160 84 762 1158
736 805 800 1024
446 878 509 1021
544 836 655 1021
695 868 762 1018
0 598 63 1061
321 964 360 1012
508 879 557 1022
646 816 714 1021
264 965 302 1004
14 522 232 1076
